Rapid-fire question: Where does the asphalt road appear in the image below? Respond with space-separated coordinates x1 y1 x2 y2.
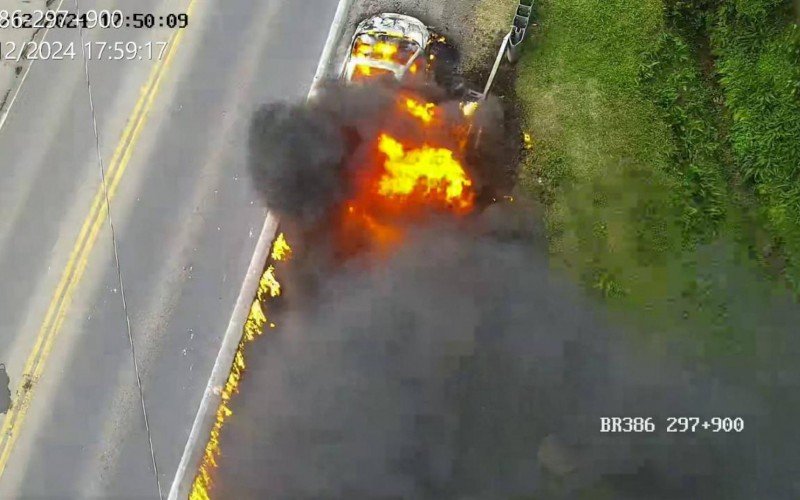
0 0 339 497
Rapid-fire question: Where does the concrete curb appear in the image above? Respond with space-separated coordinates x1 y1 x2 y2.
166 0 354 497
0 0 64 132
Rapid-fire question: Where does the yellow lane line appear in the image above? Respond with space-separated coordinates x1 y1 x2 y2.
0 1 195 479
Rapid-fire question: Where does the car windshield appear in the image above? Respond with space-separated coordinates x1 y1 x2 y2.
352 34 420 66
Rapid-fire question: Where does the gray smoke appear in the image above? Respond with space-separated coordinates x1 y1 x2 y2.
216 204 800 499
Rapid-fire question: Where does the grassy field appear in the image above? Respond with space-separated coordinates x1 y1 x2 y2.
514 0 799 360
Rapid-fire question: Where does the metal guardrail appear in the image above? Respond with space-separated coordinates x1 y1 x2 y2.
507 0 534 63
480 0 534 98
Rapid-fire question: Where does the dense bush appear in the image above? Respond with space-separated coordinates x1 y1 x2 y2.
664 0 721 38
711 0 800 282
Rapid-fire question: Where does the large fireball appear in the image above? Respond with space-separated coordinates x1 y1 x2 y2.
377 134 473 211
339 93 476 254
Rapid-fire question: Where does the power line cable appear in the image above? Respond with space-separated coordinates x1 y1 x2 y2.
75 2 163 497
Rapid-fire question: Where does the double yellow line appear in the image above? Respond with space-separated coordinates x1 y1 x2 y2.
0 3 194 478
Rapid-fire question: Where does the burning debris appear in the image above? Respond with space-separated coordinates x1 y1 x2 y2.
403 98 436 123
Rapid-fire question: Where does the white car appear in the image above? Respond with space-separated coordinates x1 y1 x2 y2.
340 13 433 84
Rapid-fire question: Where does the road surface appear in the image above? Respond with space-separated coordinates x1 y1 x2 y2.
0 0 339 497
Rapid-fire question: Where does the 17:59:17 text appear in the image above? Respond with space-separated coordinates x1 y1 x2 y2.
0 41 169 61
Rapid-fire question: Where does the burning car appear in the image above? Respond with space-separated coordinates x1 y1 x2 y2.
340 13 454 86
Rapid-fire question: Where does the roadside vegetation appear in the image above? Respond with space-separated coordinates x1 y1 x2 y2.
711 0 800 285
514 0 800 359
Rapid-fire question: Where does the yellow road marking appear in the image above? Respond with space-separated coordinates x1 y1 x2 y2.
0 0 195 479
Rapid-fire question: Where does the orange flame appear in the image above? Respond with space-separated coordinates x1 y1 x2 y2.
404 98 435 123
353 64 395 80
355 39 399 60
338 95 475 254
190 234 291 500
377 134 473 210
352 38 405 81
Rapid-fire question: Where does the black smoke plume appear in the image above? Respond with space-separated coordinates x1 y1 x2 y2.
247 100 347 224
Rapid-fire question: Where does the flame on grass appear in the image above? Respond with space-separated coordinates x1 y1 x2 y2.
190 233 291 500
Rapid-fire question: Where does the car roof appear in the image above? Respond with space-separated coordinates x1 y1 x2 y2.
341 14 430 83
354 13 430 48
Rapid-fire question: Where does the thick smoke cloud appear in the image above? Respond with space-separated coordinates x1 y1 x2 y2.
248 102 347 223
247 83 513 226
227 86 800 499
218 208 798 499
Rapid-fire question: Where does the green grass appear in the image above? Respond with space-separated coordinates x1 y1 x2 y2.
711 0 800 287
514 0 798 360
638 30 729 245
507 4 799 496
517 0 687 304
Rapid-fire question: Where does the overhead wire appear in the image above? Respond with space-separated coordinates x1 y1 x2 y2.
74 1 163 497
